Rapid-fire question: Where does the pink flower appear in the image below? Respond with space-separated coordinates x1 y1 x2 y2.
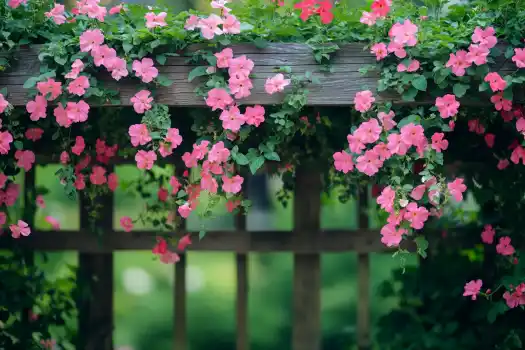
45 216 60 230
130 90 153 114
472 26 497 49
356 119 381 144
220 106 246 132
71 136 85 155
222 175 244 193
205 88 233 111
360 11 378 26
445 50 471 76
67 76 90 96
244 105 265 127
223 14 241 34
92 44 117 67
377 186 395 213
371 0 391 17
387 133 409 156
497 159 510 170
467 44 489 65
431 132 448 152
66 100 90 123
215 48 233 68
389 19 418 46
132 58 158 83
128 124 151 147
491 92 512 111
397 60 420 72
15 150 35 171
198 14 223 40
264 73 291 95
333 151 354 173
145 12 167 29
0 93 9 114
371 43 388 60
10 220 30 238
0 131 13 154
354 90 375 113
410 185 426 201
26 95 47 121
107 57 128 80
485 133 495 148
380 224 406 247
45 4 66 24
0 173 7 188
184 15 200 30
90 165 107 185
400 123 425 147
463 280 482 300
377 111 396 130
178 234 192 251
165 128 183 148
79 29 104 52
135 150 157 170
160 251 180 264
435 94 459 118
0 212 5 226
25 128 44 141
511 145 525 165
178 202 192 218
356 149 382 176
447 178 467 202
170 176 181 194
36 195 46 209
60 151 70 164
229 55 254 78
481 224 495 244
229 76 253 99
120 216 134 232
8 0 27 9
65 59 84 79
404 202 429 229
211 0 231 12
485 72 507 92
54 104 70 127
109 4 123 15
37 78 62 100
108 172 118 191
208 141 230 163
512 48 525 68
387 41 406 58
496 236 515 256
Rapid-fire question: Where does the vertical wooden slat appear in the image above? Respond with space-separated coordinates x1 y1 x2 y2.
235 186 249 350
292 166 321 350
77 185 114 350
357 188 370 350
174 165 187 350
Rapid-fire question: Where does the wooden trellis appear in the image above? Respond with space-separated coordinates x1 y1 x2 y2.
1 43 401 350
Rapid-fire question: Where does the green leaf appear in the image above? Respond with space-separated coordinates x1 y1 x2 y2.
249 156 265 174
505 46 515 59
13 141 23 150
264 152 280 161
487 302 507 323
198 230 206 240
233 153 249 165
54 56 67 65
402 87 418 101
503 87 513 100
156 54 167 65
397 114 420 128
156 75 173 87
411 75 427 91
414 236 429 259
478 82 490 92
453 83 469 97
252 37 268 49
187 66 209 82
123 42 133 54
23 77 39 89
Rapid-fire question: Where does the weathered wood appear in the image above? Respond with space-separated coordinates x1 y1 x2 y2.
357 188 370 350
292 167 322 350
77 188 114 350
11 228 385 252
174 254 187 350
235 192 249 350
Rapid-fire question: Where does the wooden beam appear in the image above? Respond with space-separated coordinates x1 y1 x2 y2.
174 254 187 350
235 187 249 350
4 229 386 253
356 188 370 350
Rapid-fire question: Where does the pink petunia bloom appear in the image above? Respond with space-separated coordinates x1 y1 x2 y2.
264 73 291 95
90 165 107 185
208 141 230 164
360 11 378 26
45 4 66 24
333 151 354 173
0 93 9 114
435 94 460 118
128 124 151 147
165 128 183 149
347 133 366 154
184 15 200 30
222 175 244 193
497 159 510 170
65 59 85 79
511 145 525 165
145 12 167 29
389 19 418 46
106 57 128 81
37 78 62 100
109 4 123 15
92 45 117 67
25 128 44 141
491 92 512 111
120 216 133 232
244 105 265 127
45 216 60 230
467 44 489 65
108 172 118 191
74 173 86 190
178 202 192 218
132 58 158 83
66 100 90 123
26 95 48 121
445 50 471 76
36 195 46 209
387 133 409 156
15 150 35 171
0 173 7 188
404 202 429 229
8 0 27 9
355 118 382 144
371 0 391 17
229 55 254 78
356 149 382 176
447 178 467 202
354 90 375 113
496 236 515 256
135 150 157 170
387 41 406 58
205 88 233 111
54 104 71 128
410 184 427 201
10 220 30 238
160 251 180 264
400 123 426 147
71 136 85 156
380 224 406 247
512 48 525 68
198 14 223 40
377 111 397 130
215 48 233 68
67 76 90 96
472 26 497 49
229 76 253 99
79 29 104 52
485 133 495 148
211 0 231 12
60 151 70 164
481 224 495 244
485 72 507 92
377 186 395 213
223 14 241 34
371 43 388 60
219 106 246 132
130 90 153 114
463 280 482 300
431 132 449 152
467 119 485 135
0 131 13 155
177 234 192 251
170 176 181 194
397 60 420 72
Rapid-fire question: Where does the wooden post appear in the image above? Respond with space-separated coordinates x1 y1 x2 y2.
174 165 187 350
235 183 249 350
77 186 114 350
357 188 370 350
292 166 321 350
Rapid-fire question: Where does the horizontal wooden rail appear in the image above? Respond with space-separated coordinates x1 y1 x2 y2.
0 229 385 253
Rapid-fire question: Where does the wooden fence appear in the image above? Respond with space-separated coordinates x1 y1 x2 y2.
2 43 393 350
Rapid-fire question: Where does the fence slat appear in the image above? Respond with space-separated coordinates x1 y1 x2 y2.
235 191 249 350
292 167 322 350
174 253 187 350
357 189 370 350
77 187 114 350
